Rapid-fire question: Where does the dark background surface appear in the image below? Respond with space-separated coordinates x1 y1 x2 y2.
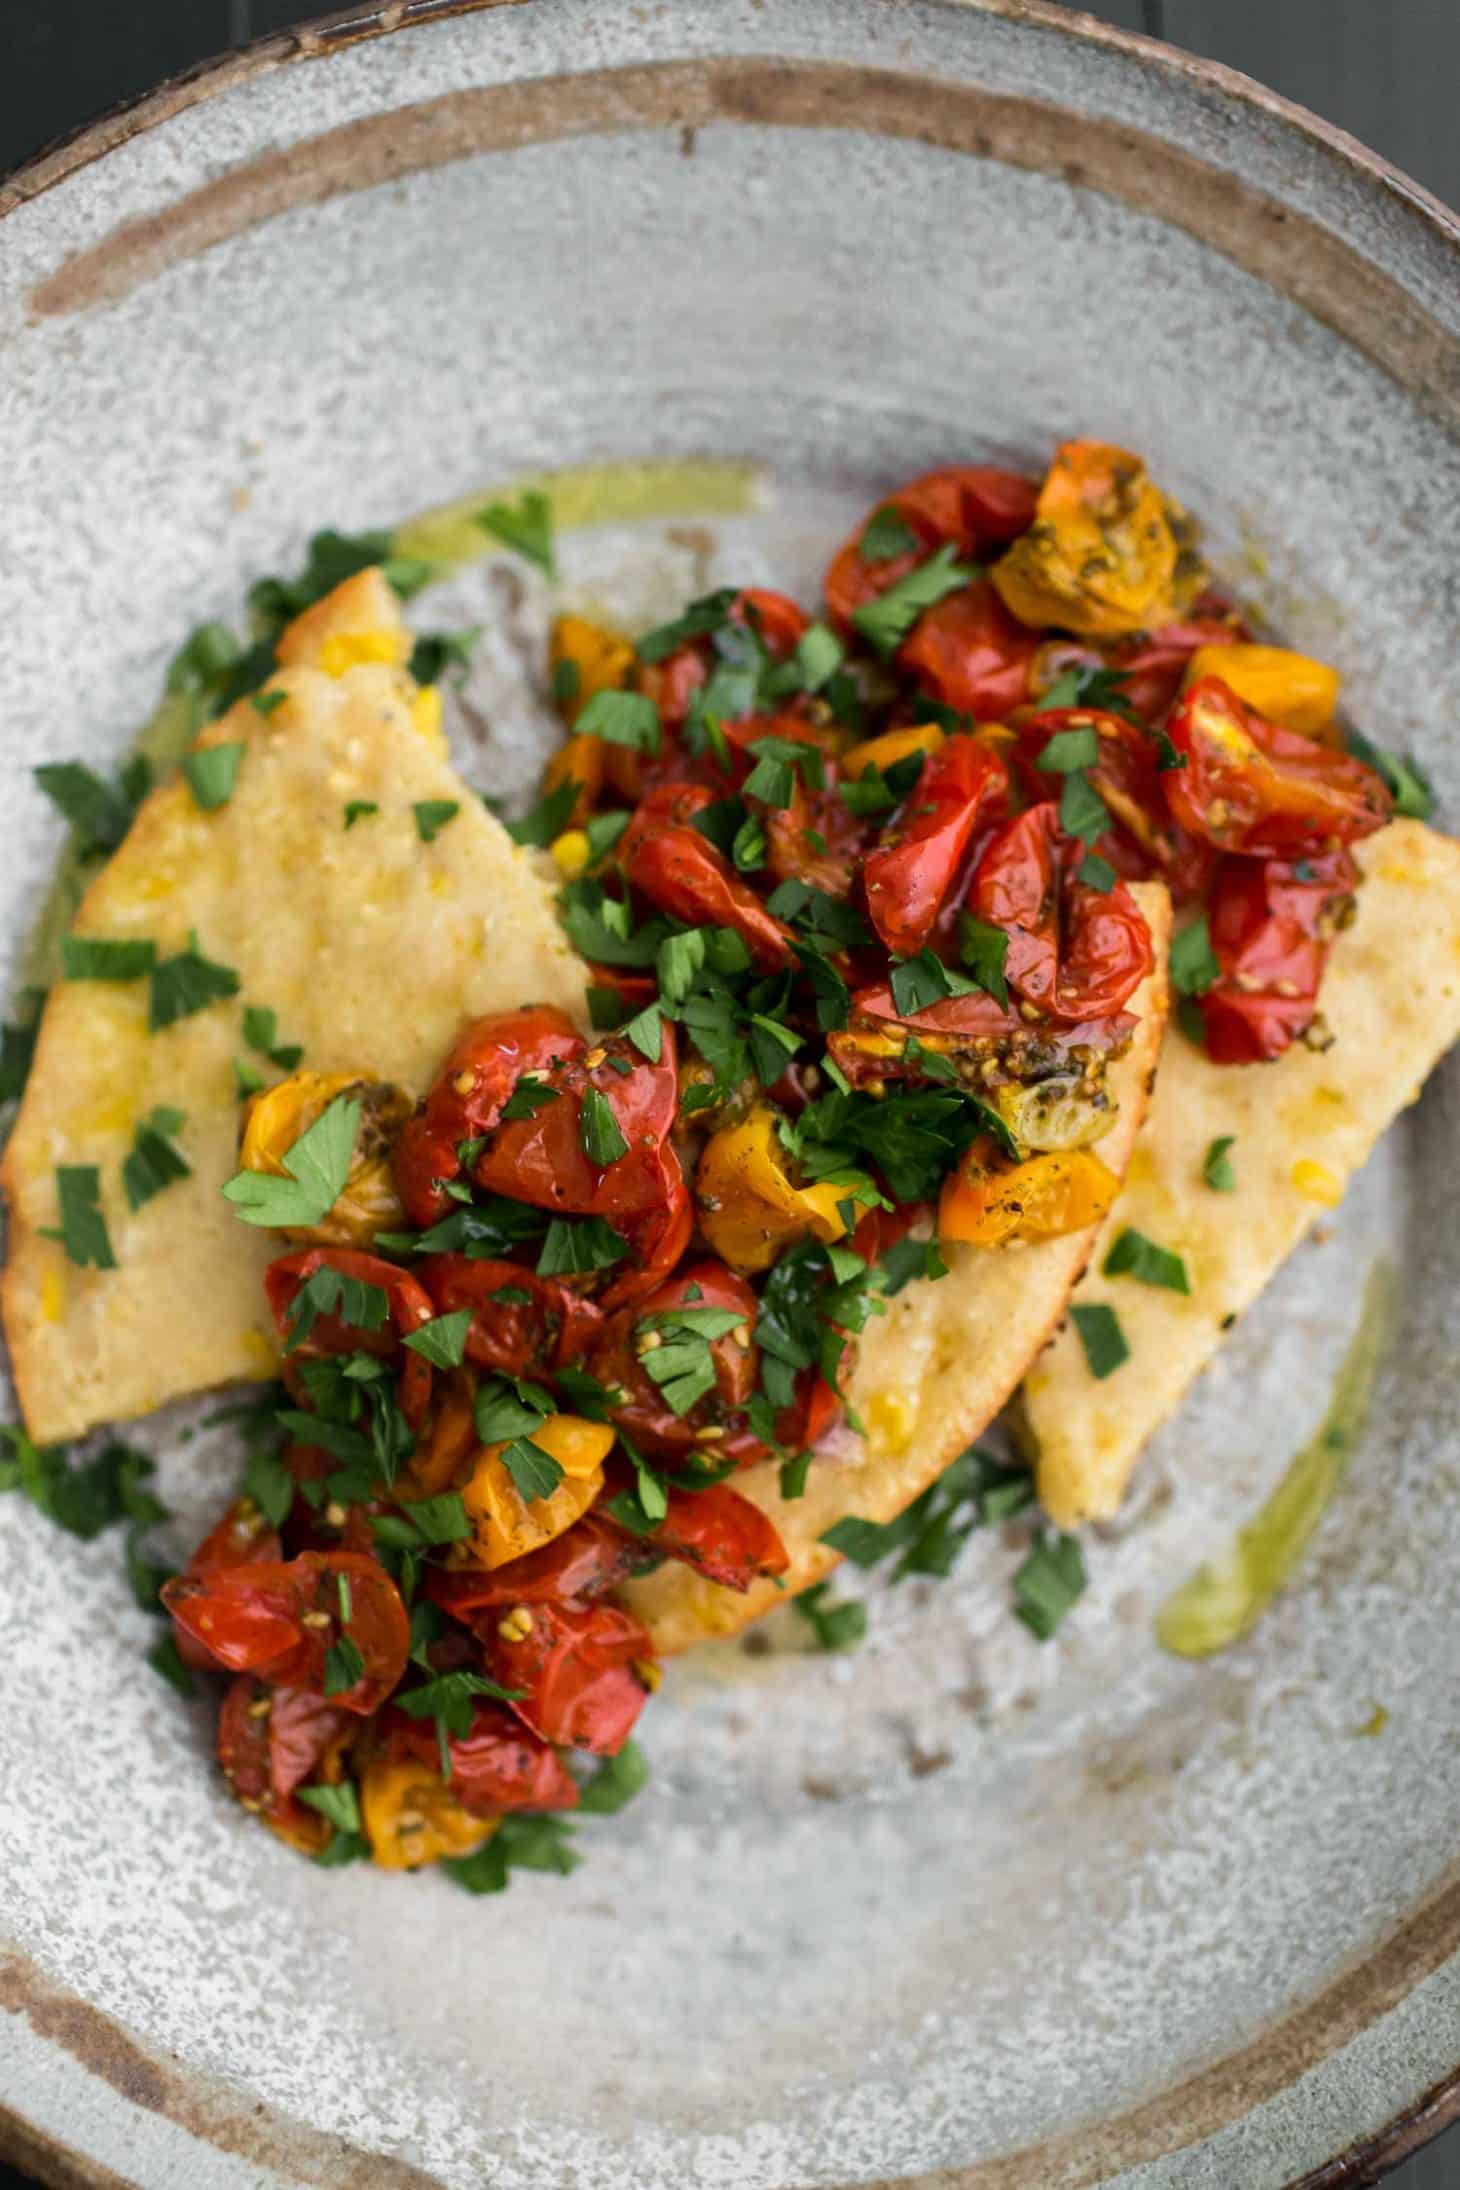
0 3 1456 2187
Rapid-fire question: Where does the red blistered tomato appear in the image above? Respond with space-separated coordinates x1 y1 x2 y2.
1165 677 1391 858
824 467 1038 631
599 1146 694 1313
1199 848 1359 1063
584 1260 759 1460
162 1550 409 1715
428 1514 656 1621
217 1677 356 1854
171 1500 284 1669
393 1006 584 1228
862 734 1008 958
620 1483 790 1592
387 1702 580 1815
898 579 1041 721
1110 614 1249 723
419 1256 602 1378
765 777 868 899
264 1245 438 1425
1015 706 1216 908
968 803 1153 1020
472 1023 680 1221
483 1598 656 1755
620 783 794 970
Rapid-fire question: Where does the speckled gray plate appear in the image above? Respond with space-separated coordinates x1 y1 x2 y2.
4 4 1460 2187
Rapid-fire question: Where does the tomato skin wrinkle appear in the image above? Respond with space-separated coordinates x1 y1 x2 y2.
394 1006 584 1227
863 735 1009 959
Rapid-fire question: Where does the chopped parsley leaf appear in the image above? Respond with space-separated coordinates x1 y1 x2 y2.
574 689 661 755
793 1581 867 1652
181 741 245 811
576 1739 650 1815
779 1449 813 1500
1169 913 1220 997
443 1812 581 1893
40 1165 115 1269
1103 1226 1191 1294
500 1073 559 1122
857 503 921 563
121 1107 190 1212
402 1309 473 1369
149 934 240 1030
413 800 461 844
636 588 739 665
1057 768 1111 845
536 1214 627 1276
409 625 481 686
499 1437 566 1503
1202 1135 1237 1192
1077 852 1117 892
61 936 157 983
580 1085 629 1166
1071 1301 1129 1379
297 1781 362 1836
343 800 380 830
477 489 556 577
34 760 143 859
1036 725 1101 774
222 1092 359 1230
742 734 824 809
956 913 1010 1007
888 948 978 1017
624 1000 664 1062
1345 728 1433 820
1012 1531 1087 1640
322 1634 366 1697
242 1003 303 1073
285 1264 389 1348
504 778 578 850
851 544 973 658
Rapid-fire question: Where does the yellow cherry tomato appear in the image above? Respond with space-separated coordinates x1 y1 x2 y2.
463 1413 615 1568
360 1753 496 1871
696 1103 848 1275
843 721 945 778
992 440 1180 639
239 1070 411 1246
1183 643 1340 738
939 1136 1119 1246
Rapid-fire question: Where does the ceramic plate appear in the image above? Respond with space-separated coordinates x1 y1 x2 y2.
3 4 1460 2185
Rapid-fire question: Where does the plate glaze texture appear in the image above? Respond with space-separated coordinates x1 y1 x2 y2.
2 4 1460 2187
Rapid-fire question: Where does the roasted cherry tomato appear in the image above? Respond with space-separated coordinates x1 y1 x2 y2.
992 439 1181 638
635 587 808 757
387 1701 580 1814
467 1024 684 1283
619 1484 790 1592
862 734 1008 958
264 1245 438 1426
1164 677 1391 858
173 1502 284 1669
162 1550 409 1714
394 1006 584 1229
481 1598 656 1755
584 1260 759 1460
824 466 1037 631
968 802 1153 1021
1015 706 1216 907
898 579 1040 721
765 777 868 898
620 782 794 970
428 1513 655 1620
217 1677 357 1854
1198 847 1359 1063
419 1256 603 1378
1109 612 1249 722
